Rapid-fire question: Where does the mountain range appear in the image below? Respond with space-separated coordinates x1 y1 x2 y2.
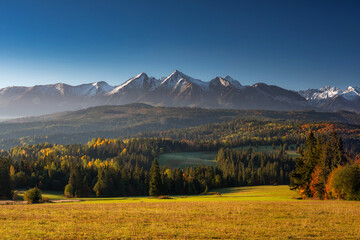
1 70 359 118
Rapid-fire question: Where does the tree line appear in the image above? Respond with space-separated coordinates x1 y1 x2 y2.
0 137 297 199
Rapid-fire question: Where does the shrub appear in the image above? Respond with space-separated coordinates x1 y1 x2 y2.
24 187 42 204
331 165 360 201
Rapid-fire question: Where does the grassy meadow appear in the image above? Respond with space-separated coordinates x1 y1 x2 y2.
1 185 360 239
158 151 217 168
158 145 300 168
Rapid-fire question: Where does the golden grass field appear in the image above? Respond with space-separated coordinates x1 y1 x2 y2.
1 186 360 239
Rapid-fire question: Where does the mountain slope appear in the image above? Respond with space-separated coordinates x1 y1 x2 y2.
106 73 160 104
143 70 209 107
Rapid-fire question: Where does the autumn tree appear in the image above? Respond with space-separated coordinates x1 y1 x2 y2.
327 165 360 200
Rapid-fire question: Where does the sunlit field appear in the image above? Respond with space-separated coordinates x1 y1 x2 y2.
1 185 359 239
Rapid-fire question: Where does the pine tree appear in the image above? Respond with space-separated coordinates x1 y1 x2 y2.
149 158 162 196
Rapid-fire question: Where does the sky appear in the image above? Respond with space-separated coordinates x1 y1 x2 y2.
0 0 359 90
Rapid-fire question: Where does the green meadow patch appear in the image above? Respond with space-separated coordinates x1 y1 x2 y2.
158 151 217 168
158 145 300 168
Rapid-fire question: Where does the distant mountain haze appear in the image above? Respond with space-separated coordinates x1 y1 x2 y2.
0 70 359 118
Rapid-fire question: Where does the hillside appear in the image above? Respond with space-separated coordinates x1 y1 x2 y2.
0 104 360 150
0 104 247 150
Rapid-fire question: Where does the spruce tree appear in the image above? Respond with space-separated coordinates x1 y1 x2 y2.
149 158 162 196
290 131 319 198
93 167 110 197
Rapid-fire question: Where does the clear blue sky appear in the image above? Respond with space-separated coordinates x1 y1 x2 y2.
0 0 359 90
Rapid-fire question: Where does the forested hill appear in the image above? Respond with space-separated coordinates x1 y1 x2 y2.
7 104 360 124
0 103 360 150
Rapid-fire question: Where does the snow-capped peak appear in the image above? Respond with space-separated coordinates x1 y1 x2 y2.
92 81 114 92
341 86 360 101
299 86 342 101
160 70 186 87
224 75 238 83
209 76 243 90
344 86 360 93
160 70 208 90
111 73 149 92
223 76 243 89
317 86 342 99
219 78 231 87
86 81 115 95
109 73 160 94
29 83 70 96
319 85 341 93
59 81 114 97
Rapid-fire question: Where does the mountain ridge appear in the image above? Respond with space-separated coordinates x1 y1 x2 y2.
1 70 359 118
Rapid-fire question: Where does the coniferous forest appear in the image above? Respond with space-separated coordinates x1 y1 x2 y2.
0 121 359 200
0 138 296 198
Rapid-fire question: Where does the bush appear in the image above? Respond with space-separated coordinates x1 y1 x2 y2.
24 187 42 204
331 165 360 201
